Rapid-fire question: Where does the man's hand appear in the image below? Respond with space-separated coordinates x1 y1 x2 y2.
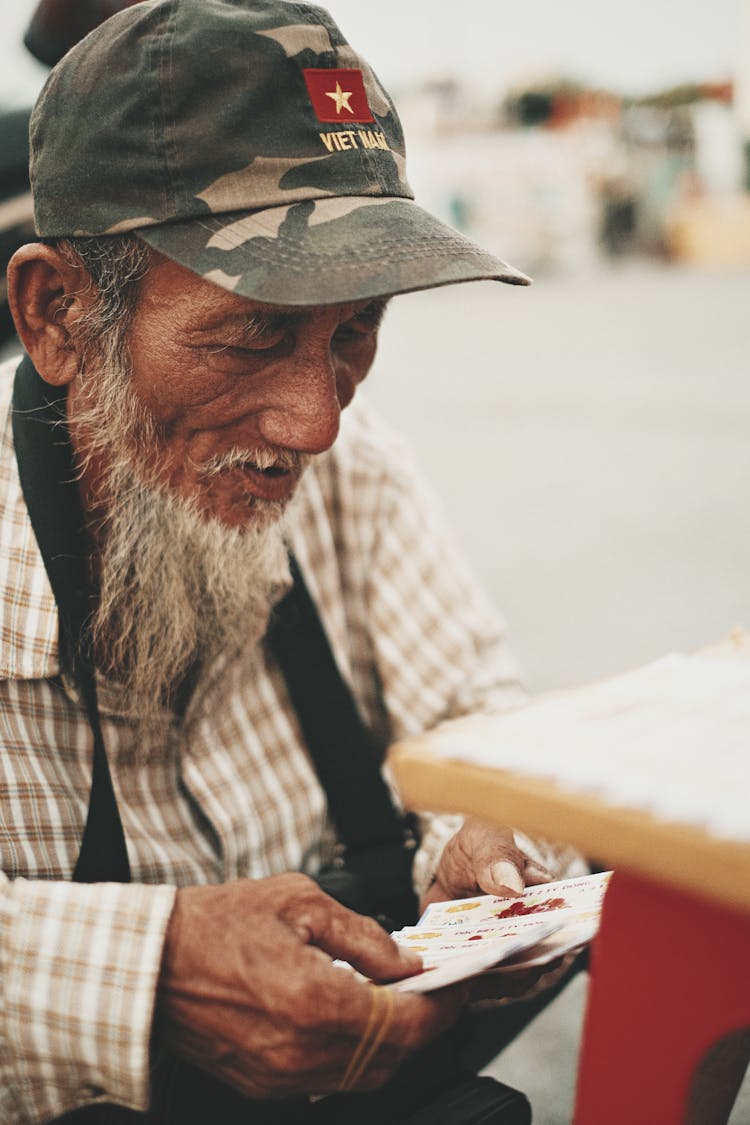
158 874 465 1098
421 818 553 911
420 820 560 1002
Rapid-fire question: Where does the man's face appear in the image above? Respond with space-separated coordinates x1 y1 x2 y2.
102 255 387 528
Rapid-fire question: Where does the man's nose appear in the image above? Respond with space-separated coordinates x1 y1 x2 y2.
255 346 341 454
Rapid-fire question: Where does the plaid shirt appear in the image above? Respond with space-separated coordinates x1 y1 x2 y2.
0 355 529 1122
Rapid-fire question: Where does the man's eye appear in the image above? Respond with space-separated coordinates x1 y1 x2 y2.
241 327 288 351
334 301 388 343
211 327 287 355
233 333 285 353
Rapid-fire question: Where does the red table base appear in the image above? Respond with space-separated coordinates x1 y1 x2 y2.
574 870 750 1124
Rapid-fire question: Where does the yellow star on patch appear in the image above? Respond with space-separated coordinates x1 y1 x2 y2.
325 81 354 115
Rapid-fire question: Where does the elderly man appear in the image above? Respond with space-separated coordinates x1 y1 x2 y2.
2 1 581 1122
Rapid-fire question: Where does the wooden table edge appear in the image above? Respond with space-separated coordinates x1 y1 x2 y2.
389 741 750 916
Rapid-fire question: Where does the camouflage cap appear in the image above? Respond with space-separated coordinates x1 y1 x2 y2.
30 0 530 304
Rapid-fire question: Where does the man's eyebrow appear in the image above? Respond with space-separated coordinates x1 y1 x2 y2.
201 297 392 338
241 308 294 336
194 307 297 339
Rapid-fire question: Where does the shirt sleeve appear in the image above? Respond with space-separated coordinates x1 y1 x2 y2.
363 430 525 739
358 429 514 894
356 415 584 898
0 874 175 1123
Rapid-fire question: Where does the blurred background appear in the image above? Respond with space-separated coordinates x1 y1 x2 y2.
1 0 748 693
1 3 748 1120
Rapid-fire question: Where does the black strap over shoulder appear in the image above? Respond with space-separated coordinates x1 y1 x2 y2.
268 554 418 925
11 355 416 920
12 355 130 882
269 555 404 852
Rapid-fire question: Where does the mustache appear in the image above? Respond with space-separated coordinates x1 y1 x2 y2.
198 446 311 477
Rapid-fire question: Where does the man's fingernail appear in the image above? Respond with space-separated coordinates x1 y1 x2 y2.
400 948 422 968
490 861 524 894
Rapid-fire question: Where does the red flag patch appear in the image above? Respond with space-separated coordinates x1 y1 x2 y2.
303 68 375 124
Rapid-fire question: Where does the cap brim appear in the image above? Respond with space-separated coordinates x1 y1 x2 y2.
137 195 530 305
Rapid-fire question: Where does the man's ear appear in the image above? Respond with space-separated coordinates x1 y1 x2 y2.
7 243 94 387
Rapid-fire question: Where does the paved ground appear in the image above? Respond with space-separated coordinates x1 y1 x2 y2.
368 261 750 695
367 261 750 1123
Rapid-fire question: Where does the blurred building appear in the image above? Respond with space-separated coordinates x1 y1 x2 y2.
397 69 750 275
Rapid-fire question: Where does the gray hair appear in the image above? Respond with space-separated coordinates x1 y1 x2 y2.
49 234 152 364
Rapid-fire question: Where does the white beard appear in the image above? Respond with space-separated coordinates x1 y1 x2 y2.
71 337 292 736
94 467 289 727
